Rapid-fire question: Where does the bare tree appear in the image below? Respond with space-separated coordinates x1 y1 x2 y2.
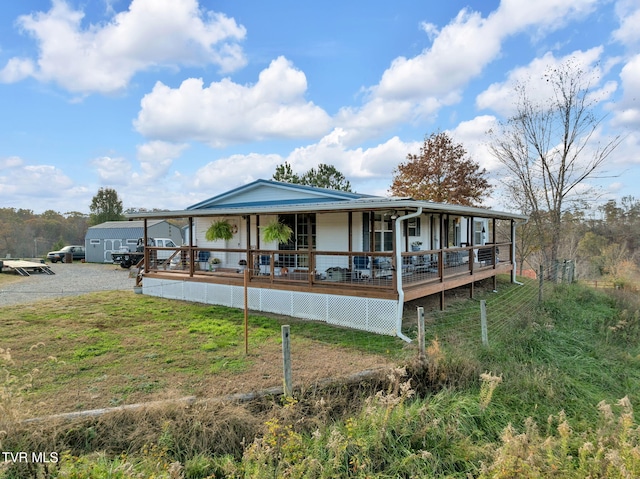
489 60 621 267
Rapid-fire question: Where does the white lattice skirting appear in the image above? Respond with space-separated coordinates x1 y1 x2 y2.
142 278 399 336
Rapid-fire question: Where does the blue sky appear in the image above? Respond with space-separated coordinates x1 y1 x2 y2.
1 0 638 214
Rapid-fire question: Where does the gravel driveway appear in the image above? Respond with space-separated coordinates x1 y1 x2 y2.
0 262 136 307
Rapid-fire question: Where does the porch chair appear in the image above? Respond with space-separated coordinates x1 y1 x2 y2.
353 255 371 280
401 256 414 276
259 255 271 275
373 257 393 279
197 250 211 271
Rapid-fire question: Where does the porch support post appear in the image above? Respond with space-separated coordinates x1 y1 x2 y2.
308 213 313 286
256 215 260 249
511 219 517 284
348 211 353 269
188 216 194 271
143 218 149 273
245 215 251 273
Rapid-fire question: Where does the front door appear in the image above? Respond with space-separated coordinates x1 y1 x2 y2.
278 214 316 268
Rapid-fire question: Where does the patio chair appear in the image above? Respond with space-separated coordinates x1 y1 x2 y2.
259 255 271 275
353 255 371 279
401 256 414 275
373 257 393 279
197 250 211 271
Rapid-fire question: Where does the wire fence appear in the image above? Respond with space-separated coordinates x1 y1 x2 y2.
407 260 584 351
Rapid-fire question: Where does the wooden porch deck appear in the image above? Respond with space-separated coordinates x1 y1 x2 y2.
141 243 512 305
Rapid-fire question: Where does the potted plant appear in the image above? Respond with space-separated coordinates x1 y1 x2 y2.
210 257 221 271
411 241 423 252
205 220 234 241
238 259 247 272
261 220 293 244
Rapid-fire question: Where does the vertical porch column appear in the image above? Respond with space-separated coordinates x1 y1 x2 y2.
245 215 251 274
143 218 149 273
511 219 517 283
439 213 445 310
308 213 314 286
188 216 194 273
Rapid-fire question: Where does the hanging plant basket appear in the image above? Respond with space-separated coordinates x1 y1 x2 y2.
261 220 293 244
205 220 234 241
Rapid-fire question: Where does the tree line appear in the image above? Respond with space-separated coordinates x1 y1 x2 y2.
0 208 89 258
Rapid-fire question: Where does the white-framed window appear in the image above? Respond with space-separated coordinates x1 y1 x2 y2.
90 239 100 245
374 213 393 252
474 220 487 245
408 218 421 236
126 239 138 244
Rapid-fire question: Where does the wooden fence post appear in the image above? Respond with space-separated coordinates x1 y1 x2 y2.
282 325 292 398
480 300 488 347
244 269 249 355
417 307 425 362
538 264 544 302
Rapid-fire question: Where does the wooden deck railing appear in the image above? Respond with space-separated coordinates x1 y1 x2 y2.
143 243 513 294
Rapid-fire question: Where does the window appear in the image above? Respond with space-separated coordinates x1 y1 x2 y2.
474 220 486 245
408 218 421 236
90 239 100 245
278 214 316 268
374 213 393 252
126 239 137 245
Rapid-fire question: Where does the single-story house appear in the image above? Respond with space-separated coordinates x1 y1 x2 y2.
84 220 183 263
127 179 527 340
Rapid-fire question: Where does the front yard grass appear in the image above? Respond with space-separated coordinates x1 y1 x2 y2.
1 290 406 417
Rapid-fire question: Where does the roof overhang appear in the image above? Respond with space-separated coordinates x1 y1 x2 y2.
126 197 528 222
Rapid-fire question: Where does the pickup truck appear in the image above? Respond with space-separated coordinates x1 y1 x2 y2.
111 238 180 268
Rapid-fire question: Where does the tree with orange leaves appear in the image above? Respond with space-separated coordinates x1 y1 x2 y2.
390 132 491 207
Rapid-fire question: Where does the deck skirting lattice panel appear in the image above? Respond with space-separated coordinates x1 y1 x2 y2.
143 278 398 336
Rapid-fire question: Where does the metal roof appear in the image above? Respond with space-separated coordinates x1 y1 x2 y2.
87 220 166 229
85 220 168 239
124 178 526 221
127 196 527 221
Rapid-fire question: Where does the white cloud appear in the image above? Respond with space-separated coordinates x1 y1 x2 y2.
336 0 601 143
476 48 607 117
288 128 419 179
0 156 25 169
611 53 640 128
135 141 189 181
186 128 419 197
0 57 35 83
1 0 246 93
134 56 332 146
90 156 132 184
612 0 640 46
193 153 283 190
0 156 79 208
450 115 502 172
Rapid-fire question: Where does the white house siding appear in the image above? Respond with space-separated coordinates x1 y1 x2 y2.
143 277 399 336
316 212 350 270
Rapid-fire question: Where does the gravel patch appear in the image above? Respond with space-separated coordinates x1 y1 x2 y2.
0 262 136 307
